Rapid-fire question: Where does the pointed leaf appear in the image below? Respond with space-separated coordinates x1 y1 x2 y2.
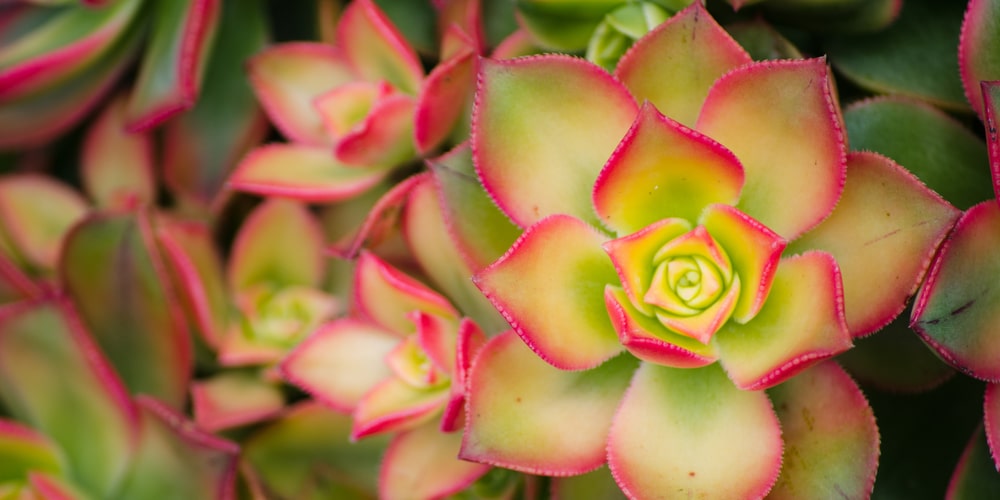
228 198 325 292
607 363 782 499
473 55 638 228
697 58 846 241
913 201 1000 381
474 215 623 370
155 218 228 348
228 144 389 202
790 152 959 337
325 174 420 260
948 426 1000 499
0 174 88 273
243 402 388 499
247 43 355 145
81 94 156 209
615 2 751 128
461 331 638 475
593 103 744 235
191 372 284 432
0 300 137 498
281 319 397 412
415 49 476 155
715 251 852 390
354 250 457 336
441 318 487 432
426 143 520 273
332 93 416 168
351 378 450 439
380 422 489 500
337 0 423 95
125 0 222 131
163 0 268 208
767 361 878 499
113 397 238 500
61 212 192 408
402 172 510 334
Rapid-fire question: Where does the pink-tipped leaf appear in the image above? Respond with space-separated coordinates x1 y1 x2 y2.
125 0 221 131
354 251 457 336
461 331 638 476
715 251 852 390
474 215 623 370
229 143 390 202
281 319 397 413
697 58 847 241
473 55 638 228
336 0 423 95
985 383 1000 470
379 421 490 500
414 47 476 155
0 174 88 273
607 362 783 500
331 92 416 168
766 361 879 499
191 372 284 432
227 198 326 292
0 419 65 481
791 152 959 337
593 103 744 235
984 81 1000 202
614 2 752 128
912 201 1000 381
959 0 1000 120
81 94 156 209
350 378 450 440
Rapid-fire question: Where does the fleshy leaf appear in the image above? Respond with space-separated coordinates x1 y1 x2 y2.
947 426 1000 499
155 218 229 348
81 94 156 209
700 204 786 324
162 0 268 209
0 174 88 273
0 300 136 498
461 331 638 475
228 198 325 292
125 0 221 131
615 2 751 128
986 383 1000 470
715 251 852 390
332 93 416 168
986 82 1000 201
473 55 638 228
0 419 64 482
844 97 991 210
243 402 388 499
280 319 397 413
247 43 355 145
380 422 490 500
228 143 390 202
767 361 879 499
426 143 521 273
337 0 423 95
603 217 693 317
354 250 457 336
414 49 476 155
593 103 744 235
474 215 623 370
326 174 420 260
61 212 192 409
912 201 1000 381
441 318 487 432
0 0 141 100
790 152 959 337
402 171 510 334
607 362 782 499
962 1 1000 120
605 286 719 368
351 378 450 440
697 58 846 241
191 372 284 432
114 397 238 500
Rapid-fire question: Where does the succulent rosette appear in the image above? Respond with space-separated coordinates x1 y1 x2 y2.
459 3 959 497
281 249 492 498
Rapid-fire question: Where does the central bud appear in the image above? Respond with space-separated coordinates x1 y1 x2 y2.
605 220 742 345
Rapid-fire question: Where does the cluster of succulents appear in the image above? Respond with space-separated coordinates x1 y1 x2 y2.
1 0 1000 498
